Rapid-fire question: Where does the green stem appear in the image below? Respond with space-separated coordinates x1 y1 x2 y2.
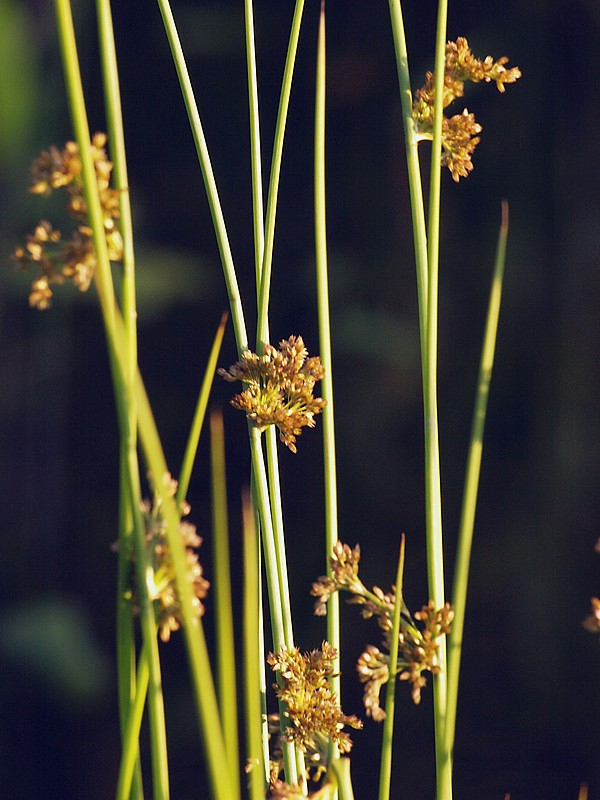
177 312 228 507
378 537 406 800
96 4 143 796
242 490 268 800
116 644 150 800
133 364 236 800
155 0 248 353
387 0 429 340
256 0 305 348
445 202 509 762
426 4 450 799
330 758 355 800
248 426 299 786
53 3 170 797
314 0 341 733
244 0 265 291
210 412 240 799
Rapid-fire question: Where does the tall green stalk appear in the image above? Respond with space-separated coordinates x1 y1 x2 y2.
387 0 429 340
242 490 268 800
445 202 509 761
255 0 305 348
53 3 171 797
155 0 248 354
377 537 406 800
387 1 451 796
425 2 451 799
95 3 144 796
210 412 240 799
314 0 341 723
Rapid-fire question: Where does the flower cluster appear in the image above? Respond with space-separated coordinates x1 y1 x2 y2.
127 475 209 642
268 778 337 800
13 132 123 308
219 336 326 453
583 538 600 634
267 641 362 780
311 541 453 717
412 37 521 181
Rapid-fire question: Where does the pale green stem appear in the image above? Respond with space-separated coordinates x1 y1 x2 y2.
244 0 265 291
242 490 268 800
53 3 169 797
96 4 143 796
210 412 240 799
330 759 356 800
177 312 228 507
256 0 305 347
264 430 295 648
155 0 248 353
387 0 429 339
247 1 306 782
426 4 451 799
243 4 275 780
445 202 509 761
248 426 299 785
314 0 341 755
116 644 150 800
378 536 406 800
133 364 236 800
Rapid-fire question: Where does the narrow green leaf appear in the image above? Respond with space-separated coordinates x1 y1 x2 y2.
177 312 228 507
210 411 240 796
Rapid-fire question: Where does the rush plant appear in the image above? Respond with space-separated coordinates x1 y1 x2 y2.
13 1 520 798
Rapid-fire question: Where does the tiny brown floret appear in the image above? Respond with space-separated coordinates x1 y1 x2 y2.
412 37 521 181
219 336 326 453
13 132 123 308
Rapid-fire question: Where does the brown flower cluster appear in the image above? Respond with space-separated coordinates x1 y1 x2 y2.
267 641 362 774
583 538 600 634
219 336 326 453
268 778 338 800
128 476 209 642
583 597 600 634
312 541 453 717
412 37 521 181
13 132 123 309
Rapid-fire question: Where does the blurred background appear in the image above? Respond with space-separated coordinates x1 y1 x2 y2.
1 0 599 798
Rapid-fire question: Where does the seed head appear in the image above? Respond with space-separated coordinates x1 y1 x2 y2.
219 336 326 453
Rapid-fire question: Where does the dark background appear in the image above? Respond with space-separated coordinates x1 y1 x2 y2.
1 1 600 798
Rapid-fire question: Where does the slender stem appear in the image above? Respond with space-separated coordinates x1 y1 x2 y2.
244 0 265 292
177 312 228 507
155 0 248 353
96 5 144 797
445 202 509 760
330 759 355 800
314 0 341 738
242 489 268 800
210 412 240 799
378 536 406 800
133 363 236 800
426 4 450 799
387 0 429 341
116 644 150 800
256 0 305 348
53 4 171 797
264 431 295 648
248 426 299 785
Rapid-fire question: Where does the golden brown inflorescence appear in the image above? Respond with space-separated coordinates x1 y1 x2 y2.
412 37 521 181
219 336 326 453
583 538 600 634
125 475 209 643
13 133 122 309
266 641 361 793
311 541 454 717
